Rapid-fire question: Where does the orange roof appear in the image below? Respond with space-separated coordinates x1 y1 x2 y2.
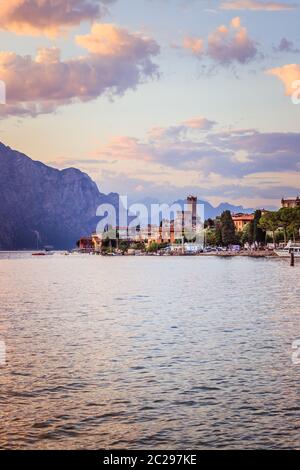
232 214 254 221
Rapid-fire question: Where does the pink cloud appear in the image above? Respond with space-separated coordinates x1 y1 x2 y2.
183 117 216 130
183 17 257 66
147 118 216 141
0 24 160 117
183 37 204 57
76 23 158 60
220 0 297 10
94 120 300 180
0 0 115 37
267 64 300 95
207 17 257 64
96 136 154 162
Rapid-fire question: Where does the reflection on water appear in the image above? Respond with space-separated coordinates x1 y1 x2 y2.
0 255 299 449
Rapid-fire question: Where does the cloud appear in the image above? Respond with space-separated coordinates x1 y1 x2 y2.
94 121 300 180
0 0 116 37
220 0 297 11
183 17 258 65
89 127 300 205
267 64 300 95
0 24 160 117
207 17 258 64
206 129 300 176
183 37 204 57
148 117 216 141
51 118 299 206
183 117 216 129
76 23 158 60
273 38 300 53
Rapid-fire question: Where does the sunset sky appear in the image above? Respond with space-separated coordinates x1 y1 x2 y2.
0 0 300 208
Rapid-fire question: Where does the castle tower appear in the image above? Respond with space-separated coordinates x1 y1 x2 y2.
187 195 197 230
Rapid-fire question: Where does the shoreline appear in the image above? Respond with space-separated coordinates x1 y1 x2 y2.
0 250 289 260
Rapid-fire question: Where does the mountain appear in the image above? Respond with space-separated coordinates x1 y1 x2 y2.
0 142 119 250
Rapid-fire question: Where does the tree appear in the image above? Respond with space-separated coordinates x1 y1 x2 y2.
287 207 300 242
241 222 253 245
295 207 300 237
205 218 215 229
214 219 223 246
220 211 236 247
205 228 218 246
147 241 159 253
253 210 266 244
278 208 294 244
118 240 131 254
259 212 279 245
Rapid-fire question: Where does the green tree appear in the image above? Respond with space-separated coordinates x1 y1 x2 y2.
259 212 279 245
241 222 253 245
295 207 300 237
147 241 159 253
205 218 215 229
278 208 294 244
118 240 131 254
287 207 300 242
214 220 223 246
220 211 236 247
205 228 218 246
253 210 266 244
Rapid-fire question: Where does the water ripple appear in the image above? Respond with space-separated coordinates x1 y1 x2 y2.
0 256 299 449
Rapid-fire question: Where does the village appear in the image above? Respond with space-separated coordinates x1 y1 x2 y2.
77 196 300 257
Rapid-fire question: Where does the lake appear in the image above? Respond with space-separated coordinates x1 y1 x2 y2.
0 254 299 449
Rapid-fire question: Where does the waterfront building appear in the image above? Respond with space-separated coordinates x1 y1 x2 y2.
78 237 94 252
91 234 102 252
281 197 300 208
77 234 103 252
159 220 176 244
146 224 160 244
78 195 204 252
232 213 254 232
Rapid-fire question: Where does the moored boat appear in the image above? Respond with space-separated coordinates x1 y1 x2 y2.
275 242 300 258
32 252 47 256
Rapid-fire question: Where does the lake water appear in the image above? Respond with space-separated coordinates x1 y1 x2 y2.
0 254 299 450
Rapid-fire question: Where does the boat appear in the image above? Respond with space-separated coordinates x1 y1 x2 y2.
32 252 47 256
275 242 300 258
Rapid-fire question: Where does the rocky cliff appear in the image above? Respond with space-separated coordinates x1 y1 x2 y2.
0 142 118 250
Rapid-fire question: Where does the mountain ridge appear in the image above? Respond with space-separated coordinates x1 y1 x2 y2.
0 142 118 250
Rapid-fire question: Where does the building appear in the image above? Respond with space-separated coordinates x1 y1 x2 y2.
91 234 102 252
232 213 254 232
78 236 94 252
187 195 197 229
281 197 300 209
78 194 204 252
77 234 103 252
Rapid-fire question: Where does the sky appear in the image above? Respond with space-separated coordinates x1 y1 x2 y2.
0 0 300 209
